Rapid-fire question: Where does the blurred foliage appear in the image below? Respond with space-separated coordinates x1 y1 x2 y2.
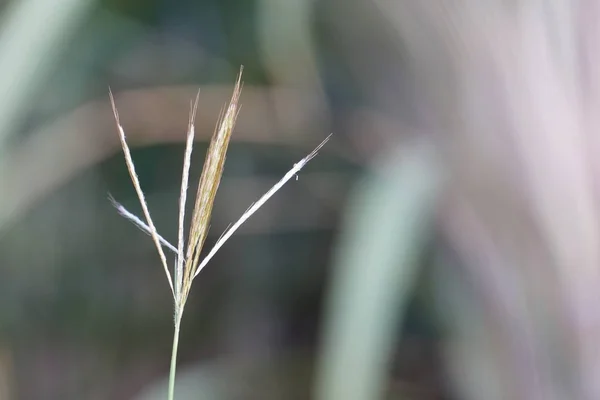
0 0 449 399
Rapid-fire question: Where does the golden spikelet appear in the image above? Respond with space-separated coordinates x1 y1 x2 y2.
180 69 243 308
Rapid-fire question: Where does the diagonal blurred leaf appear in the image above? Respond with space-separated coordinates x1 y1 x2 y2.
314 139 440 400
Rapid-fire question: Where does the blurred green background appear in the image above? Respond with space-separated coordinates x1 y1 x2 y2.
0 0 445 399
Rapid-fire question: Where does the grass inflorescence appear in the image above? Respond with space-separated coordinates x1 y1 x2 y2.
108 66 331 400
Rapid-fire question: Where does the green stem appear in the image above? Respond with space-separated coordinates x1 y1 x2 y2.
168 314 182 400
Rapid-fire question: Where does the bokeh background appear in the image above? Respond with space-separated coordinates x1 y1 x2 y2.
1 1 599 399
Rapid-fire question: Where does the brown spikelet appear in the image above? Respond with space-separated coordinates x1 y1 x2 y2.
179 67 243 306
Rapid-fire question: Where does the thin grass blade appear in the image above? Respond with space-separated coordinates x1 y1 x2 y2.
175 92 200 299
109 89 175 298
193 134 332 279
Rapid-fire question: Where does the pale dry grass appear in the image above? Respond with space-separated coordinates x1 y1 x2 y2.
109 67 331 399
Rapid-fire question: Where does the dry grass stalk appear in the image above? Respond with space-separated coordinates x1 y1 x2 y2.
109 66 330 399
109 88 175 297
